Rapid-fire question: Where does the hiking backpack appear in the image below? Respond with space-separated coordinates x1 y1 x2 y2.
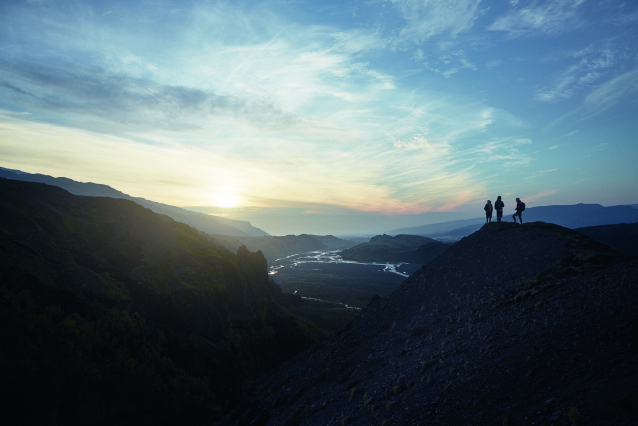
520 202 525 211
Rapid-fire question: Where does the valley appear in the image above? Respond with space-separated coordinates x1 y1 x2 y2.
268 251 423 333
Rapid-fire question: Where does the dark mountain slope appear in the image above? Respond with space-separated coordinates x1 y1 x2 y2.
340 234 451 264
0 178 322 425
221 222 638 426
0 167 269 237
304 234 355 250
576 222 638 256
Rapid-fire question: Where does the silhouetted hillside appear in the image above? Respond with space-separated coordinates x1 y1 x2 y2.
0 178 322 425
340 234 451 264
370 234 393 243
0 167 269 237
576 222 638 256
305 234 355 249
221 222 638 426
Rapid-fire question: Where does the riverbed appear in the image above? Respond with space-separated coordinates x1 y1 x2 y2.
268 250 422 309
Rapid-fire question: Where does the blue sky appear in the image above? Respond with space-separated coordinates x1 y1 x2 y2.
1 0 637 234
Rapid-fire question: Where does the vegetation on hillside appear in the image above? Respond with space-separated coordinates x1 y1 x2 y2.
0 178 323 425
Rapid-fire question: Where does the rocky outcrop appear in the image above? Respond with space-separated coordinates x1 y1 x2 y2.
219 222 638 426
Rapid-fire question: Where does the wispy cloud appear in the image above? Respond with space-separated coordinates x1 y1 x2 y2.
606 4 638 26
1 0 635 221
584 68 638 113
390 0 482 44
489 0 586 37
0 61 300 132
524 190 556 203
535 42 618 102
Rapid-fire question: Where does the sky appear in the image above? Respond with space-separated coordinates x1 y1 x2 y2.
1 0 637 235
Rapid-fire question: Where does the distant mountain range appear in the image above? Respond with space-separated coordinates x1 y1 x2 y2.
0 167 358 259
211 233 356 262
390 203 638 237
0 167 269 237
340 234 452 264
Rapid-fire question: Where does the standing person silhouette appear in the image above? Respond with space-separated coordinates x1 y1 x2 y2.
513 197 525 223
484 200 493 223
494 196 504 222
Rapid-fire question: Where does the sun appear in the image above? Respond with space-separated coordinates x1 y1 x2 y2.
215 192 239 208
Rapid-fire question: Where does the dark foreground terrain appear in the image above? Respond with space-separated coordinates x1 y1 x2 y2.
219 222 638 426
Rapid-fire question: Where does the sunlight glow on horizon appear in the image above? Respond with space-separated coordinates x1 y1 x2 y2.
214 192 240 208
1 0 637 228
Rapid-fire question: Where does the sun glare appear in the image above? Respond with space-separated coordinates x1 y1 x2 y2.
215 193 239 208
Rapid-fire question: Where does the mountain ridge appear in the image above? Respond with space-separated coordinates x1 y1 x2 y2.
340 234 451 264
0 167 269 237
209 234 355 262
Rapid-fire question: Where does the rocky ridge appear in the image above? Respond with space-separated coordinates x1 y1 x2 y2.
219 222 638 426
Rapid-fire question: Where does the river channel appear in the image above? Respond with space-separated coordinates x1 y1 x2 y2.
268 250 423 309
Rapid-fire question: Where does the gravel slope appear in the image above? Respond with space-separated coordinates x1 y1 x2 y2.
218 222 638 426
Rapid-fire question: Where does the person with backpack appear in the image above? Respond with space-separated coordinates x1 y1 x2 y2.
484 200 493 223
513 197 525 223
494 196 504 222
